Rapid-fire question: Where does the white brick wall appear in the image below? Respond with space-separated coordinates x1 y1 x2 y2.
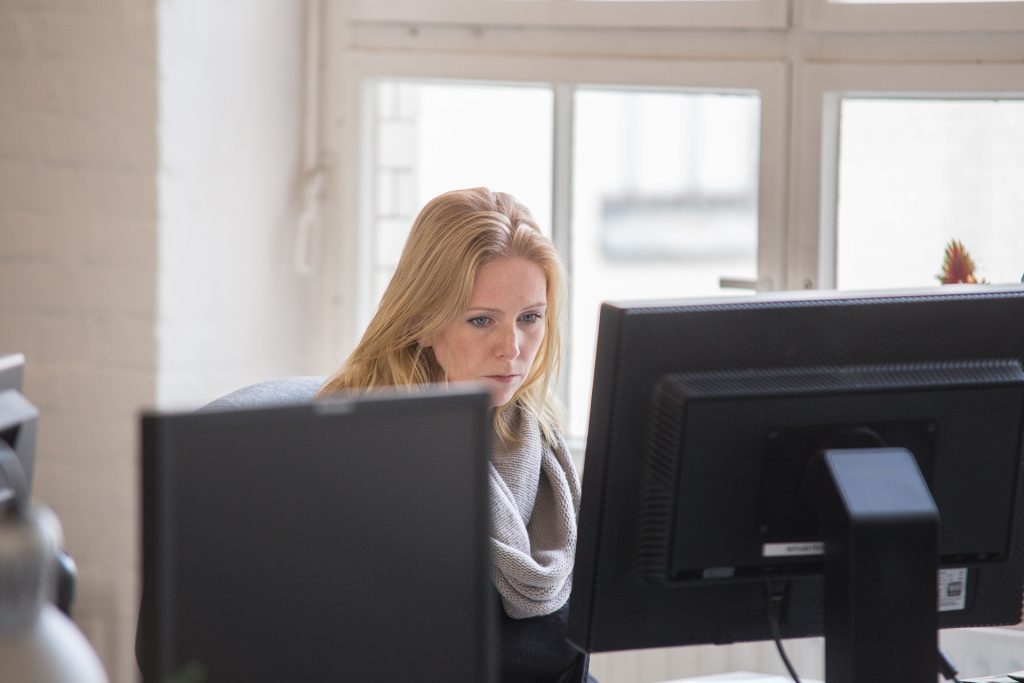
0 4 158 683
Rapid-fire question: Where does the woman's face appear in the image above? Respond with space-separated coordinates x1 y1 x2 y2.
424 257 548 407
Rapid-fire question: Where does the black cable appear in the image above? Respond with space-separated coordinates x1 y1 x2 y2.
938 648 963 683
765 581 802 683
764 586 962 683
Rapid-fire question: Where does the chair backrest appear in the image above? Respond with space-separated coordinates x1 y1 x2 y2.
200 376 325 412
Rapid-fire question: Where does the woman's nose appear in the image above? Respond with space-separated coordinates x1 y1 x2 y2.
495 324 520 360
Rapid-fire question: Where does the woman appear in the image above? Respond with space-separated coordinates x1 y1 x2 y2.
320 188 591 683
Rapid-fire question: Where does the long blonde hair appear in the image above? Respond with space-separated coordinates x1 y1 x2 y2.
319 188 566 446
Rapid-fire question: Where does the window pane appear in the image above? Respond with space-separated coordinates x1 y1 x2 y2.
570 88 761 438
836 98 1024 291
368 80 553 310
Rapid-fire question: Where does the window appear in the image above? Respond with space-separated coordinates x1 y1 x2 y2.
368 81 553 307
794 64 1024 291
569 87 761 434
836 98 1024 290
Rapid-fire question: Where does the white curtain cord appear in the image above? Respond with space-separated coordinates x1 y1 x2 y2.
294 0 324 278
294 169 325 277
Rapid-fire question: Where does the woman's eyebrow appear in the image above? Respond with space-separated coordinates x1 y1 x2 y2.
465 302 548 313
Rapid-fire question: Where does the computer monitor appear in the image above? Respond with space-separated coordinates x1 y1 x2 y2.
568 285 1024 683
139 386 496 682
0 353 37 498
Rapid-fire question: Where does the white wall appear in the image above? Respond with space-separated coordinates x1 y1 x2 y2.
0 2 158 681
157 0 312 411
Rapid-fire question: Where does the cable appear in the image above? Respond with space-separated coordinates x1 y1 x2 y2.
763 585 963 683
765 581 802 683
938 648 963 683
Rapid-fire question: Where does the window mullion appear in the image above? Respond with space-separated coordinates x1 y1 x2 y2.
552 82 575 416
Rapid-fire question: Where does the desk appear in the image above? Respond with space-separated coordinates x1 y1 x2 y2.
659 673 823 683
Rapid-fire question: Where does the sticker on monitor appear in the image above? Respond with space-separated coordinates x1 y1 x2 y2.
762 541 825 558
939 568 968 612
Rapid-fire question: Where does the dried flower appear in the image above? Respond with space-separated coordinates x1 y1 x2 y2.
937 239 986 285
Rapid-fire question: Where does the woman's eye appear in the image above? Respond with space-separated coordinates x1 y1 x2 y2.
520 313 542 323
469 317 491 327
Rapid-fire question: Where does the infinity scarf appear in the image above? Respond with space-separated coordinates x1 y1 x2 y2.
489 406 581 619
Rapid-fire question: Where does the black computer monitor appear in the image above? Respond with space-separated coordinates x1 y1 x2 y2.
0 353 37 498
568 285 1024 683
140 386 496 682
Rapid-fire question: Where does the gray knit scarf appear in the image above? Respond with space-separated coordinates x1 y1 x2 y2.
489 406 581 619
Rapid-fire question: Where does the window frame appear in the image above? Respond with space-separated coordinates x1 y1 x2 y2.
802 0 1024 33
349 0 789 30
322 2 1024 363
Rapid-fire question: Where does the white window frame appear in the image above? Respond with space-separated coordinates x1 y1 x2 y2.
790 62 1024 290
321 3 1024 363
350 0 789 30
803 0 1024 33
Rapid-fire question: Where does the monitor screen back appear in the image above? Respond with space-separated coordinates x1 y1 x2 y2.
141 388 495 682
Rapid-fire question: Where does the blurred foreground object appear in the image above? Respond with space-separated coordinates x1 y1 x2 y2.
0 354 108 683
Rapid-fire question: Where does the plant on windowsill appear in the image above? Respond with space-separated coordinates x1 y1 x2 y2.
937 239 987 285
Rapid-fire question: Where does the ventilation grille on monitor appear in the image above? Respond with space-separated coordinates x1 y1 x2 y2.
636 358 1024 584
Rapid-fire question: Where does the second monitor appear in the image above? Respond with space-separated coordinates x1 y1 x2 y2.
568 285 1024 683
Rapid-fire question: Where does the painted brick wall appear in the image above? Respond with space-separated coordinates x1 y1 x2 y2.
0 1 158 682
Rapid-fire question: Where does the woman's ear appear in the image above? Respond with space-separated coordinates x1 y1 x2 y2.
418 335 433 349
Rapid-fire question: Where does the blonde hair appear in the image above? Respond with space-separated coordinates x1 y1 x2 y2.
319 188 566 446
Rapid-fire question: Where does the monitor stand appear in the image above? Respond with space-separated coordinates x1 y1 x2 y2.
819 448 939 683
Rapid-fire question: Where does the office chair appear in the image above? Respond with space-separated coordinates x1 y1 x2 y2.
199 376 326 412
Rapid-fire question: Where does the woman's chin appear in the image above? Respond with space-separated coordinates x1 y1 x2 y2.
489 386 518 407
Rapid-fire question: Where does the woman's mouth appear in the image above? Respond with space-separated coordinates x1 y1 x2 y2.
485 374 520 384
